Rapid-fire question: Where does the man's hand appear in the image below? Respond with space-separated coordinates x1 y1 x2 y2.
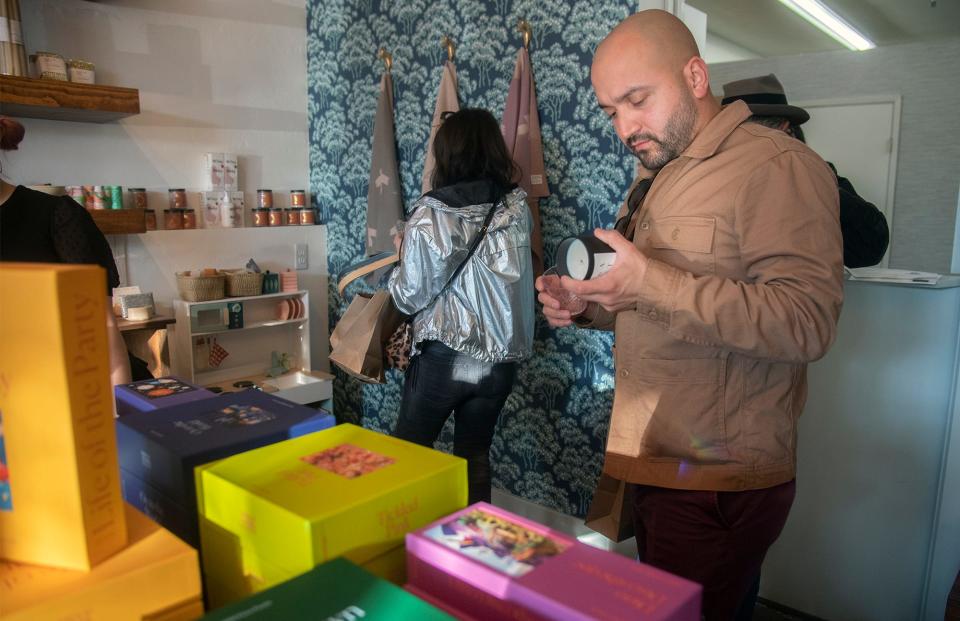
535 276 576 328
562 228 648 312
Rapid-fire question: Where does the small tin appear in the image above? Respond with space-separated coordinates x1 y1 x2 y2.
298 207 316 225
109 185 123 209
145 210 157 231
33 51 67 81
129 188 148 210
290 190 306 207
92 185 107 210
67 59 95 84
285 208 299 226
268 207 284 227
164 209 183 230
257 189 273 209
168 188 187 210
252 208 269 227
65 186 85 205
182 209 197 229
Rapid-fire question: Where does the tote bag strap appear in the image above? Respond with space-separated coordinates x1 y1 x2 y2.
336 251 399 297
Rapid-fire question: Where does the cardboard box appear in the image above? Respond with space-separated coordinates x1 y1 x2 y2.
202 152 224 191
0 264 127 570
117 391 334 546
406 503 702 621
115 375 216 417
198 424 466 593
0 504 201 621
200 557 453 620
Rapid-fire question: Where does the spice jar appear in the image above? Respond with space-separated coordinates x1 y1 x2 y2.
67 59 95 84
252 208 269 227
108 185 123 209
164 209 183 230
299 207 316 225
168 188 187 210
33 51 67 80
268 207 284 226
182 209 197 229
290 190 306 208
257 189 273 209
92 186 107 210
285 207 299 226
129 188 148 210
145 210 157 231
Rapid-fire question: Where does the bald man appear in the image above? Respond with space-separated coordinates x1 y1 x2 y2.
536 11 844 620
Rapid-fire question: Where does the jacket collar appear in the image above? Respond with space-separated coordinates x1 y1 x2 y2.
680 99 752 160
425 179 511 208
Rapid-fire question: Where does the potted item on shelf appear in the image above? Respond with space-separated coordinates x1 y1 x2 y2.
223 269 263 297
262 271 280 294
176 269 225 302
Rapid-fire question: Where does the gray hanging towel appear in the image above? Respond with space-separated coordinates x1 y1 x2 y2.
366 72 404 256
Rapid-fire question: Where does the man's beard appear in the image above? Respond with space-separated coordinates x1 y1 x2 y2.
627 92 697 171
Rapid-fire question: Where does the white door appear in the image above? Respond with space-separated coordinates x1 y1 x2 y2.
798 96 901 266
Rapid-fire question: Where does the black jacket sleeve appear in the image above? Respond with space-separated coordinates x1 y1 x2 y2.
834 170 890 268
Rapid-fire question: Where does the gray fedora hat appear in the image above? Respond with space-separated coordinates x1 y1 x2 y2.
721 74 810 125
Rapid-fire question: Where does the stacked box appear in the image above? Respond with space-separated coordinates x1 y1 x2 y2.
114 375 216 417
1 504 201 621
197 423 467 605
0 264 127 570
117 391 334 546
406 502 702 621
200 557 454 620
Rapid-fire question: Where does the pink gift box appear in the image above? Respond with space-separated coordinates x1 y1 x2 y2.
406 502 701 621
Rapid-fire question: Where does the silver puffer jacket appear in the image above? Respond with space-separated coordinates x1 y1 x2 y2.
388 180 535 363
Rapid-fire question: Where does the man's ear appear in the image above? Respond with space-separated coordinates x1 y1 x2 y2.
684 56 711 99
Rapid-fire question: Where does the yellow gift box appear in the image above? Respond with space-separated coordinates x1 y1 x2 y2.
0 504 202 621
198 423 466 593
0 264 126 570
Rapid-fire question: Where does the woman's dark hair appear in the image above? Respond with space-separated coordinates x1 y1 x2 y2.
430 108 519 192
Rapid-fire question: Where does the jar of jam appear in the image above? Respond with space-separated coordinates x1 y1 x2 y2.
168 188 187 210
285 208 299 226
182 209 197 229
299 207 316 225
252 208 270 227
268 207 284 226
257 189 273 209
290 190 306 208
164 209 183 230
129 188 148 210
145 209 157 231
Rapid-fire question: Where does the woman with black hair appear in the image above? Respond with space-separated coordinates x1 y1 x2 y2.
389 108 534 504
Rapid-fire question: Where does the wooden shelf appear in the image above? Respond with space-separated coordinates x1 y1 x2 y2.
117 314 176 333
0 75 140 123
89 209 147 234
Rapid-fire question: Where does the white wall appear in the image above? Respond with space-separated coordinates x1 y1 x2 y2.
708 38 960 273
3 0 329 367
704 33 760 64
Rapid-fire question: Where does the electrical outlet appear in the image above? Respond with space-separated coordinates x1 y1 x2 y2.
295 243 308 270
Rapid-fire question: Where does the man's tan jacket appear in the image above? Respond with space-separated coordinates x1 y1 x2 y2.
580 101 844 491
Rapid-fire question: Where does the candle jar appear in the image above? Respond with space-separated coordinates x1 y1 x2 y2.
257 189 273 209
252 208 269 227
268 207 284 226
285 208 299 226
67 59 96 84
290 190 306 208
129 188 148 210
298 207 316 225
145 209 157 231
168 188 187 210
164 209 183 230
182 209 197 229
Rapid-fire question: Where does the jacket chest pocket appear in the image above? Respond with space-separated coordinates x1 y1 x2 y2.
646 216 716 275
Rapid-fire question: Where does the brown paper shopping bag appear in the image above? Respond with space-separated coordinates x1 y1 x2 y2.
328 290 406 384
584 473 636 542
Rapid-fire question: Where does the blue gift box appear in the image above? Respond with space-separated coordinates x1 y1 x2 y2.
116 390 334 546
115 376 217 417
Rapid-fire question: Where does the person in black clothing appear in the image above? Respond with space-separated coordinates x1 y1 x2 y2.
0 116 136 386
721 74 890 268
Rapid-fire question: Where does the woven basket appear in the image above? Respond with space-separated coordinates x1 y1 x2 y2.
224 270 264 297
176 271 225 302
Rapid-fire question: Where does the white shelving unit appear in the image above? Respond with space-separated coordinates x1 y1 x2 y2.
169 290 332 409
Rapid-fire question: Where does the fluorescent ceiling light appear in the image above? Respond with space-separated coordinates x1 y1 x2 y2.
776 0 876 51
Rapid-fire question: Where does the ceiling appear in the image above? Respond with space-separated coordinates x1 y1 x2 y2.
686 0 960 57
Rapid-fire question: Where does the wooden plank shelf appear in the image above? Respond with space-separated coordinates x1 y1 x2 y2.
89 208 147 235
0 75 140 123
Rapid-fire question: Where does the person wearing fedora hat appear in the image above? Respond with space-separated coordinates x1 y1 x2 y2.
536 11 844 621
722 74 890 268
